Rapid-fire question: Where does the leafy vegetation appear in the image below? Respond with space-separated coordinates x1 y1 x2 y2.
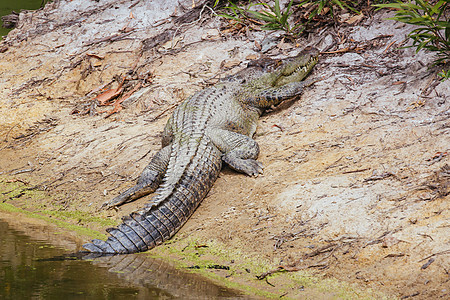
300 0 360 20
215 0 449 71
438 68 450 81
216 0 298 34
374 0 450 65
247 0 297 32
214 0 361 36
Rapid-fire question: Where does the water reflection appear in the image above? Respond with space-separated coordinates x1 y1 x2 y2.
0 218 247 299
92 254 242 299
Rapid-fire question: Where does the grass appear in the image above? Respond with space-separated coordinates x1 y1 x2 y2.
300 0 360 19
215 0 362 36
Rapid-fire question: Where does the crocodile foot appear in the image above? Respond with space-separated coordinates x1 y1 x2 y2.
100 183 150 210
224 158 264 177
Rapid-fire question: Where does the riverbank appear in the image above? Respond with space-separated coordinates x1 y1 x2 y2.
0 0 448 299
0 205 250 299
0 200 381 299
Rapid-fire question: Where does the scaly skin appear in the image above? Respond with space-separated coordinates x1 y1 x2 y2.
82 48 319 254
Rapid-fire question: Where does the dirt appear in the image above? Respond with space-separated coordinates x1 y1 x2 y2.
0 0 449 299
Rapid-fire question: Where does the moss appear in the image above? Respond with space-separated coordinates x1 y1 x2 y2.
40 209 119 228
147 236 387 300
0 177 47 205
147 245 278 299
0 202 106 239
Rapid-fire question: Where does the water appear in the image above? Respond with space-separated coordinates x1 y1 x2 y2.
0 0 42 38
0 218 246 299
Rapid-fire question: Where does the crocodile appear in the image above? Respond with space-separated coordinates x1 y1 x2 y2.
82 48 319 254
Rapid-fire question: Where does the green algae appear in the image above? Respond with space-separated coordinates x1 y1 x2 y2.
0 176 116 234
40 209 119 228
0 177 47 205
0 202 106 240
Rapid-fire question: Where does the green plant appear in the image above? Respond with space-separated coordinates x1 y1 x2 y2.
215 1 248 23
299 0 359 19
437 68 450 80
374 0 450 64
247 0 297 32
215 0 362 35
216 0 300 34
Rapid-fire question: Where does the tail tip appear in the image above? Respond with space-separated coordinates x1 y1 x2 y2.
82 242 102 253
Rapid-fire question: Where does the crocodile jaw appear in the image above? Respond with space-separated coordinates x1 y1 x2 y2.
275 49 319 86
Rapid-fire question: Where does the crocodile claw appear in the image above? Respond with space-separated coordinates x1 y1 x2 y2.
101 194 127 210
238 159 264 177
249 160 264 177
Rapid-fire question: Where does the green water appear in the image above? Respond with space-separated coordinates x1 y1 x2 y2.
0 0 43 38
0 219 245 299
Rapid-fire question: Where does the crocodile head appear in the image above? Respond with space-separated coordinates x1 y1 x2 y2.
273 48 319 86
242 48 319 89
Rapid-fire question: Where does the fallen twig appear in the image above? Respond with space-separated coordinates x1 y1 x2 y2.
83 30 136 47
384 40 396 53
421 258 435 270
419 249 450 262
304 243 337 258
11 168 34 175
265 278 275 287
363 172 394 182
401 292 420 299
343 168 370 174
145 103 179 122
319 156 344 174
256 265 305 280
321 46 365 54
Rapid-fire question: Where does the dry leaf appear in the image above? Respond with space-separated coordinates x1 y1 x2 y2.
220 59 241 70
254 40 262 51
277 38 293 50
344 14 364 25
105 82 142 118
94 81 124 106
320 7 330 16
86 53 105 60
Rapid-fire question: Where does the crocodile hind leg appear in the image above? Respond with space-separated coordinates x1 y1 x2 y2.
207 128 263 177
101 145 171 209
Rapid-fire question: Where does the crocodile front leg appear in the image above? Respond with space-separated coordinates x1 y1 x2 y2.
207 128 263 176
101 145 171 209
241 80 317 109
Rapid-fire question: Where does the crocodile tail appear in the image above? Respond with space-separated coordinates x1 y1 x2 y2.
82 202 187 254
82 141 222 254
